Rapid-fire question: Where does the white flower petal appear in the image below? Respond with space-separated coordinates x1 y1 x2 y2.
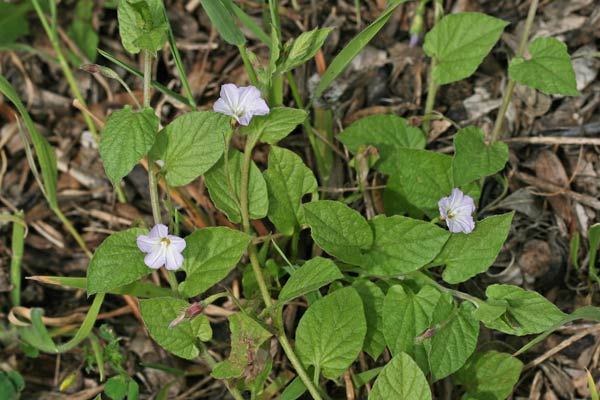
148 224 169 239
144 247 165 269
238 113 253 126
137 234 160 253
213 98 234 117
220 83 240 109
165 247 184 270
168 235 186 252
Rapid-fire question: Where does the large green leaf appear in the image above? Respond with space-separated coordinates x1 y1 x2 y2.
482 284 566 336
509 37 579 96
205 149 269 224
211 313 272 379
427 302 479 381
455 351 523 400
99 106 159 185
432 213 513 284
179 227 250 298
337 115 425 175
152 111 229 187
240 107 307 144
264 146 317 236
117 0 168 55
0 75 58 208
296 287 367 379
353 280 386 360
452 126 508 187
423 12 508 85
360 215 450 276
370 352 432 400
302 201 373 265
279 257 343 303
140 297 212 360
383 285 442 371
278 28 333 73
0 1 31 46
200 0 245 46
87 228 151 294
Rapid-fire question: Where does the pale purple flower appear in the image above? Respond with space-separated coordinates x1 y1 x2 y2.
213 83 269 126
136 224 186 270
438 188 476 234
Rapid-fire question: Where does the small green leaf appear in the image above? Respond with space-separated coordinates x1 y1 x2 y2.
302 200 373 265
472 299 508 324
200 0 246 46
360 215 450 276
0 1 31 46
338 115 426 174
264 146 317 236
353 280 386 360
370 352 432 400
587 223 600 276
427 302 479 381
423 13 509 85
509 37 579 96
452 126 508 187
482 284 566 336
104 375 128 400
87 228 151 295
140 297 212 360
179 227 250 298
151 111 229 187
240 107 307 144
383 285 441 371
211 313 271 379
278 28 333 73
99 106 159 185
67 0 99 62
455 351 523 400
431 213 513 284
296 287 367 379
279 257 343 302
0 370 25 399
205 149 269 224
117 0 168 54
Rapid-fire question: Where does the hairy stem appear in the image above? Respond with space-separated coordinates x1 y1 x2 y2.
422 0 444 135
491 0 539 143
238 45 259 87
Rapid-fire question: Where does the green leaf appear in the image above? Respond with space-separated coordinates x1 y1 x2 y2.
140 297 212 360
0 370 25 399
99 106 159 185
0 74 58 208
383 285 441 371
353 280 386 360
278 28 333 73
432 213 513 284
360 215 450 276
67 0 99 62
240 107 307 144
87 228 151 295
338 115 426 175
455 351 523 400
151 111 229 187
423 13 508 85
482 284 566 336
104 375 128 400
472 299 508 324
509 37 579 96
302 200 373 265
179 227 250 298
427 302 479 381
211 313 272 379
279 257 343 302
296 287 367 379
311 0 406 103
386 149 453 217
264 146 317 236
200 0 245 46
369 352 432 400
0 1 31 46
117 0 168 54
452 126 508 187
205 149 269 224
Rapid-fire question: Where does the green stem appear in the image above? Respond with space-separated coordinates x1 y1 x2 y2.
491 0 539 143
238 45 260 87
54 207 92 258
240 139 323 400
412 271 482 308
10 211 25 307
422 1 443 135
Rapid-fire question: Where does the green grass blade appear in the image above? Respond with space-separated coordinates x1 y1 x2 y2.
200 0 246 46
97 49 193 107
227 0 271 47
309 0 406 106
0 75 58 208
589 223 600 278
10 211 25 307
163 6 196 108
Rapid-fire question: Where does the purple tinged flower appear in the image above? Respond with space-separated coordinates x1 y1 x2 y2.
438 188 476 234
213 83 270 126
409 33 420 48
136 224 186 270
